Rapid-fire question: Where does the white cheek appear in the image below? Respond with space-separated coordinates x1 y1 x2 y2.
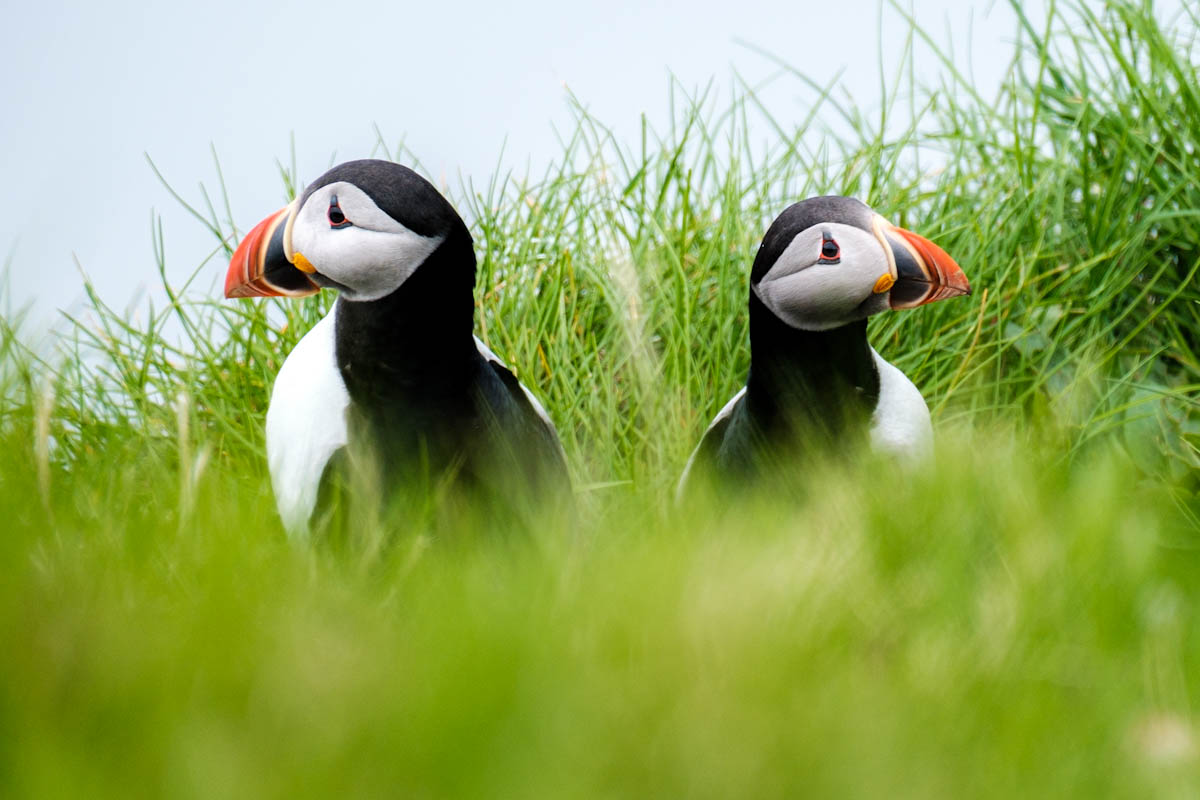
755 267 869 331
297 225 443 302
754 223 892 331
290 195 444 302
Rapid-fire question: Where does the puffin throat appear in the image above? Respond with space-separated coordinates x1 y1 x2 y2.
333 226 480 396
746 293 880 434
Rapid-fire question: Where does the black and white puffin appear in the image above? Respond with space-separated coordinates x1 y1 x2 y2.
225 159 569 535
677 196 970 495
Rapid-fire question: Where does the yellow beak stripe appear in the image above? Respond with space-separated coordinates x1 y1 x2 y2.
293 252 316 274
872 273 895 294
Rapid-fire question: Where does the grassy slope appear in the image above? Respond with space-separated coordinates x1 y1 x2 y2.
2 1 1199 796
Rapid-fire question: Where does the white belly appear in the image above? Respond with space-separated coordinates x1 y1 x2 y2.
868 347 933 460
265 304 350 537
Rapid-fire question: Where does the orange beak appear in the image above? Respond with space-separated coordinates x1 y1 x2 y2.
883 224 971 309
225 204 319 299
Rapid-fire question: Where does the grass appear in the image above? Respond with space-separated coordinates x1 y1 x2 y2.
2 0 1199 796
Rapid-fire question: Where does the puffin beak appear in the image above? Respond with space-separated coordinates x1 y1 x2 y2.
878 221 971 309
225 201 319 298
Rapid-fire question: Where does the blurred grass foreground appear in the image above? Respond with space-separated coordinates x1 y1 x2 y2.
2 1 1199 796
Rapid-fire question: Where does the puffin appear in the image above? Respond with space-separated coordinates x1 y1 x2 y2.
677 196 970 496
224 159 569 536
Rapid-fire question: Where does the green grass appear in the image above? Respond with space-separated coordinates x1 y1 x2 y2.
2 0 1199 796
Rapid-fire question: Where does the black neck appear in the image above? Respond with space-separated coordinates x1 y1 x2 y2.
746 292 880 436
334 226 481 403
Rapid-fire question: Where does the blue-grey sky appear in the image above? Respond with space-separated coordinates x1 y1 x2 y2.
3 0 1052 325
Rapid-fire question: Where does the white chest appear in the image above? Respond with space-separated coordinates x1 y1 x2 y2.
265 305 350 537
868 347 933 460
263 305 562 536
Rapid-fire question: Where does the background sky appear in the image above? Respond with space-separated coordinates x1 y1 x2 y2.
1 0 1061 328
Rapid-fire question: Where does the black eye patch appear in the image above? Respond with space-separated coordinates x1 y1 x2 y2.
328 195 352 229
818 232 840 263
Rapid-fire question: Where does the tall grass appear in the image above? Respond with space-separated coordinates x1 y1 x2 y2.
1 1 1198 796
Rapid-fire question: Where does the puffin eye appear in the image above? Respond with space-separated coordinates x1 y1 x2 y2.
328 195 352 229
819 236 840 263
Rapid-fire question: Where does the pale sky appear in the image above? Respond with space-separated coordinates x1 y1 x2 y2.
2 0 1055 326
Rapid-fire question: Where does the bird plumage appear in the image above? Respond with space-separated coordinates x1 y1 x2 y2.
228 160 569 536
678 197 968 497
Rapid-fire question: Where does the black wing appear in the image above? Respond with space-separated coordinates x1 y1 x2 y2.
483 358 572 495
676 388 745 500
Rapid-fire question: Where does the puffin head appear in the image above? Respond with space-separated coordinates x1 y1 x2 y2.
225 159 471 302
749 196 970 331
